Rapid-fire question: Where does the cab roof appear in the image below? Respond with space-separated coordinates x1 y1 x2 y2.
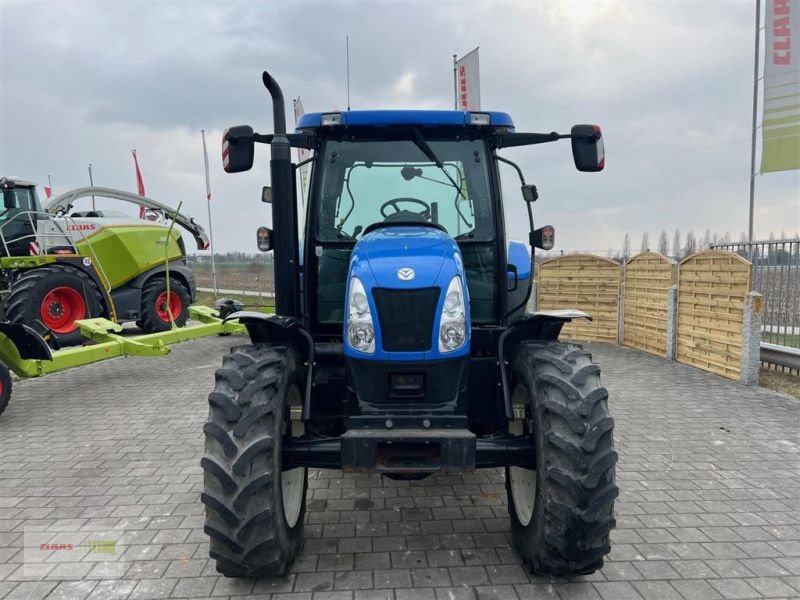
295 110 514 130
2 177 37 187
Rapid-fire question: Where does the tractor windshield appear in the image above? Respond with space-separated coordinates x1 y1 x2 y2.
0 186 41 220
314 139 494 242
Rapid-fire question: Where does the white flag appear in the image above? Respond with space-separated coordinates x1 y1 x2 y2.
293 97 311 208
762 0 800 172
455 48 481 111
201 130 212 201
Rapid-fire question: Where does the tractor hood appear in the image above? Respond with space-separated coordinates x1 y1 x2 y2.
352 226 461 288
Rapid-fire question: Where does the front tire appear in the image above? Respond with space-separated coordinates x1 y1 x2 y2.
506 341 618 576
201 344 307 577
139 277 190 333
5 266 103 347
0 363 11 417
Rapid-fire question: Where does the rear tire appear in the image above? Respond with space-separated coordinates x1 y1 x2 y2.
5 266 103 347
201 344 307 577
506 341 618 576
139 277 190 333
0 363 12 417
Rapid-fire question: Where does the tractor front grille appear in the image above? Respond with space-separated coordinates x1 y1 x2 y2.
372 287 440 352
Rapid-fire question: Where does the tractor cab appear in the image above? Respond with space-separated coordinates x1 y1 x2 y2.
0 177 43 256
302 113 503 329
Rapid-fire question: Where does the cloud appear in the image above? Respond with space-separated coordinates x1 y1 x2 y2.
2 0 797 258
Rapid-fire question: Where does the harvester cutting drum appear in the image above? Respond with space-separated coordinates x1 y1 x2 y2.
0 178 209 346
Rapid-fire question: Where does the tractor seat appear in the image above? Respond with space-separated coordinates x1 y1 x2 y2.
383 210 429 224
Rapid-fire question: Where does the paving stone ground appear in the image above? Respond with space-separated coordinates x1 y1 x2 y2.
0 336 798 600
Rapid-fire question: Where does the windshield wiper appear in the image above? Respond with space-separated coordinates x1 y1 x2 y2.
411 129 464 200
411 128 472 228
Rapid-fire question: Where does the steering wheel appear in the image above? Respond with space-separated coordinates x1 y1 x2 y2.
379 197 431 219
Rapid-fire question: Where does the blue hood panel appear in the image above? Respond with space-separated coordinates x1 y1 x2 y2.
357 227 458 288
345 225 470 361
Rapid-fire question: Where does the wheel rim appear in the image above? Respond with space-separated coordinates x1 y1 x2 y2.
282 385 305 528
155 291 182 323
509 466 537 526
40 287 86 333
282 467 305 528
509 384 536 527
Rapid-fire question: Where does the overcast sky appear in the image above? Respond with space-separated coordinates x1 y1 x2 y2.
2 0 798 255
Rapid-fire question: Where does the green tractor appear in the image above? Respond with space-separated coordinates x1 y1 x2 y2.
0 177 208 346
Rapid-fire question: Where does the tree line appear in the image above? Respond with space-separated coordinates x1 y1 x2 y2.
608 230 799 263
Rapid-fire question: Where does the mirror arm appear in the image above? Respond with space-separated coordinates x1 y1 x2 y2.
494 131 567 149
295 155 316 170
493 154 526 186
227 132 316 149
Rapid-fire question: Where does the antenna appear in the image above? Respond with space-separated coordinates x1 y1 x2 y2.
346 34 351 111
87 163 96 211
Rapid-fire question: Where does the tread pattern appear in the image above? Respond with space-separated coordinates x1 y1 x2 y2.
508 341 618 576
201 344 305 577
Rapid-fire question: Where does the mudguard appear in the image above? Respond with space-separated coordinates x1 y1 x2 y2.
0 323 53 377
223 312 314 419
498 310 592 420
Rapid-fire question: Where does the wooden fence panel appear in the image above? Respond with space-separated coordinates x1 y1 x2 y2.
537 254 622 343
622 252 675 356
676 250 752 379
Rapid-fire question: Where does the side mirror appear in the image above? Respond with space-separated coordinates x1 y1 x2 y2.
571 124 605 172
531 225 555 250
261 186 272 203
521 184 538 203
256 226 273 252
222 125 255 173
3 190 15 209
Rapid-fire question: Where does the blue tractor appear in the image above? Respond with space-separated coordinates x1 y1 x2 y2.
202 71 618 577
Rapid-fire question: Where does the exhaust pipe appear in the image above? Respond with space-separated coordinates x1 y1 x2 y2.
259 70 299 317
262 71 287 135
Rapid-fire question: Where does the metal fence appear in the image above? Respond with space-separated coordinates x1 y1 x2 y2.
711 239 800 373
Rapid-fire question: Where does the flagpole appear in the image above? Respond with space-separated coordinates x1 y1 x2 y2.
87 163 96 211
453 54 458 109
201 130 218 295
346 35 351 111
748 0 761 246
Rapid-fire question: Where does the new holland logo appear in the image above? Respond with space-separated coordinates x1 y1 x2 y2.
397 267 415 281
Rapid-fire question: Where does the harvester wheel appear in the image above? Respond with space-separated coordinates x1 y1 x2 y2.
506 341 618 576
139 277 190 333
0 363 11 417
5 266 103 347
201 344 307 577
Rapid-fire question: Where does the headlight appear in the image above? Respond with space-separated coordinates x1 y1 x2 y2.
347 277 375 353
439 276 467 352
